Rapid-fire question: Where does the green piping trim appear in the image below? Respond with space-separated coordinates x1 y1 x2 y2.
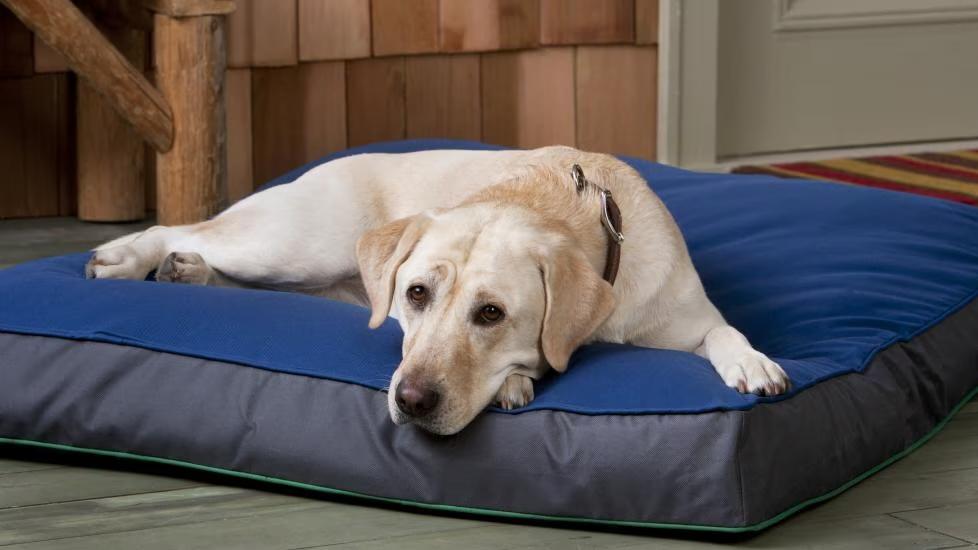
2 384 975 534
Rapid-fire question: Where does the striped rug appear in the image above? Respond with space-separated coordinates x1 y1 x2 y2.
734 150 978 206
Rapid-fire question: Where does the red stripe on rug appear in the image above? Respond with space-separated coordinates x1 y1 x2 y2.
772 162 978 205
869 155 978 183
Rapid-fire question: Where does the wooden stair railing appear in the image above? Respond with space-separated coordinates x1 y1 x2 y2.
1 0 234 225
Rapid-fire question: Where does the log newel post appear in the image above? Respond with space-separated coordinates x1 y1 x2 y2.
1 0 234 226
146 0 234 225
0 0 174 152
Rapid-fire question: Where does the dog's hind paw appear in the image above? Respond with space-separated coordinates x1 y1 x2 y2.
493 373 535 410
156 252 212 285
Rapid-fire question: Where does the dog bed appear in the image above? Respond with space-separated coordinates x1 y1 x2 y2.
2 139 977 532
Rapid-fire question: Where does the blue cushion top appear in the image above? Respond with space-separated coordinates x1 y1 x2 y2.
2 140 978 415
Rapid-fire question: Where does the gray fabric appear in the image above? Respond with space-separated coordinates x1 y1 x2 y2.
1 297 976 529
738 299 978 525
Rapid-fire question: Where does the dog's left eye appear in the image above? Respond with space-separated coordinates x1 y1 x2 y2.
476 304 504 324
407 285 428 307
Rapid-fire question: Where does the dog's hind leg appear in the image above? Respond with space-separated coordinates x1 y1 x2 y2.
88 170 368 289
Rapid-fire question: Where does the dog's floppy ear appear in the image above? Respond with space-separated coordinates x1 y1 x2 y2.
537 244 616 372
357 215 430 329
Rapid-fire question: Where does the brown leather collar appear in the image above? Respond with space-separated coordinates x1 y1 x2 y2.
571 165 624 286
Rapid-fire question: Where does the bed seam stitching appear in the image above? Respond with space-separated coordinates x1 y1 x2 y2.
736 410 748 526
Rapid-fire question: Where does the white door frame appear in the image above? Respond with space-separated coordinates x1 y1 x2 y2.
657 0 721 170
657 0 978 171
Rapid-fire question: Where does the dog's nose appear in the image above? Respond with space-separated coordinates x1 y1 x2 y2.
395 380 440 418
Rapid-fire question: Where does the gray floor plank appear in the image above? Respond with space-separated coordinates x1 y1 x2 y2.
0 467 201 509
735 514 971 550
799 465 978 523
893 502 978 544
897 414 978 475
309 523 694 550
0 460 63 476
0 218 150 266
0 486 316 546
663 515 967 550
306 524 685 550
2 498 486 550
310 513 972 550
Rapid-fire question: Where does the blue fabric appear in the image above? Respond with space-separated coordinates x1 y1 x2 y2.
2 140 978 415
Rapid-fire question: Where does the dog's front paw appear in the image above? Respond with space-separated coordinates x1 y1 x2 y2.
85 246 148 280
493 374 535 410
716 350 789 397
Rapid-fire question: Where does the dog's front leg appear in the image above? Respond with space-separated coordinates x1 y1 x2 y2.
696 325 789 396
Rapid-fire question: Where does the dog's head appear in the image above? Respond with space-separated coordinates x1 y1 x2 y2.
356 203 616 434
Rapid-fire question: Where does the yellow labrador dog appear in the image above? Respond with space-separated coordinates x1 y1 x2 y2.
88 147 789 434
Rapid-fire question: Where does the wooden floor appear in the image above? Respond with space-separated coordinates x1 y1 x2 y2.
1 218 976 550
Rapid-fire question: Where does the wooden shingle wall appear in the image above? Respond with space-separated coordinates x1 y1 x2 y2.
0 0 658 217
228 0 659 200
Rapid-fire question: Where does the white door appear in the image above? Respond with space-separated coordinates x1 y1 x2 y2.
661 0 978 167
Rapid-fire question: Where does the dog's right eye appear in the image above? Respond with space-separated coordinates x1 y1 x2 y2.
407 285 428 307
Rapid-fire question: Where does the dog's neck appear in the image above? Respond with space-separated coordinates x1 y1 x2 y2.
463 167 619 283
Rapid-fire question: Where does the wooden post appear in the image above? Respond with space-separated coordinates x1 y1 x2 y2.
76 22 147 221
148 1 233 225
